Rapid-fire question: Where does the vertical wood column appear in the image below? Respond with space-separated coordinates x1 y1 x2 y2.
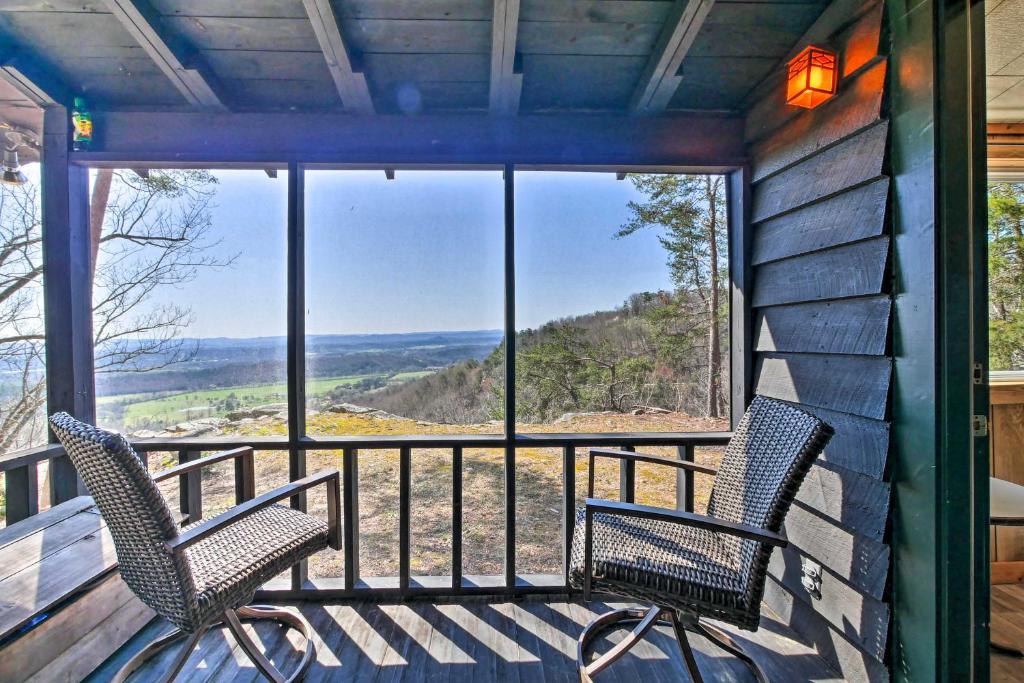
287 161 308 588
41 105 93 503
727 167 752 430
503 164 516 590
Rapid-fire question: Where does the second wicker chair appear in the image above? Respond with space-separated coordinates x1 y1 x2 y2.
569 395 833 682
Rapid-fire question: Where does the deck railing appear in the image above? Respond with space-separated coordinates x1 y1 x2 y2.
1 431 730 597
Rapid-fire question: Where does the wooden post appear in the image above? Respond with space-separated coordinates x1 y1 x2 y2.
4 464 39 524
728 167 752 430
287 161 308 589
677 444 695 512
41 106 93 504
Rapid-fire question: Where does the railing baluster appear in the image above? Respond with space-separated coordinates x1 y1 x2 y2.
452 446 463 591
619 444 636 504
342 447 359 591
4 463 39 525
505 445 516 589
562 445 576 584
234 447 255 504
677 444 695 512
399 445 411 592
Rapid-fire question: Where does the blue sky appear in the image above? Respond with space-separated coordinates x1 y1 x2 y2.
90 168 679 337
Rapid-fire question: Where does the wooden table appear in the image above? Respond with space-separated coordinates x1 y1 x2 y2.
992 477 1024 658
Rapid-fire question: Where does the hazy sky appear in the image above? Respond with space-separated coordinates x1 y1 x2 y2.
78 168 680 337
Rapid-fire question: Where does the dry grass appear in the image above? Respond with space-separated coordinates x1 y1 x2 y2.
152 411 729 580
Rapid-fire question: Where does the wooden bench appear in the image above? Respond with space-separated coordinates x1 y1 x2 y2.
0 496 155 683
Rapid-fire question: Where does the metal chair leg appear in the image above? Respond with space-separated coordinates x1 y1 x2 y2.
576 603 772 683
577 606 665 681
111 625 209 683
226 605 316 682
111 604 315 682
669 611 705 683
694 620 770 683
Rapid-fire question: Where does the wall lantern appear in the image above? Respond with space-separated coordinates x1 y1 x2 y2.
786 46 838 109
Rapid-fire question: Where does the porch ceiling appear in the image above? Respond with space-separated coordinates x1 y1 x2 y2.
987 0 1024 124
0 0 835 163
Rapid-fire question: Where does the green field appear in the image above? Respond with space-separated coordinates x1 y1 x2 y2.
98 372 433 430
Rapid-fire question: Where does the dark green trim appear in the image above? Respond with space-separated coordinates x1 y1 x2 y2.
887 0 986 679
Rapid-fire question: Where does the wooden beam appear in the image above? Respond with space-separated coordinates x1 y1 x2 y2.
73 111 747 167
264 168 278 178
302 0 375 114
384 168 395 180
489 0 522 115
41 106 93 503
989 122 1024 170
630 0 715 114
101 0 227 111
0 41 72 107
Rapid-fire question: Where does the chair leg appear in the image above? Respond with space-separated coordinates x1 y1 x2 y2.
693 621 770 683
111 624 209 683
111 605 315 683
577 606 665 681
227 604 316 683
668 611 705 683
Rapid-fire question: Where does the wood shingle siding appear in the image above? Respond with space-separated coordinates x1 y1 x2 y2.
744 0 891 679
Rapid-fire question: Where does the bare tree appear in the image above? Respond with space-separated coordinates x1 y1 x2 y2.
0 168 230 453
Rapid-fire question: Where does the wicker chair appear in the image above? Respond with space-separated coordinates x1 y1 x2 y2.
49 412 341 683
569 395 833 682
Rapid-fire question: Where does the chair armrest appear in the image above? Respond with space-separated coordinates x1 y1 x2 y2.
151 447 254 483
166 469 342 554
584 498 787 547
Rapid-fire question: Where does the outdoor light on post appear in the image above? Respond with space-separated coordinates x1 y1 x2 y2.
786 45 838 109
1 148 27 186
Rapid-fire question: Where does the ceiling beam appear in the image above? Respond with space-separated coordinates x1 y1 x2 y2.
489 0 522 115
989 123 1024 172
302 0 375 114
102 0 227 111
630 0 715 115
0 42 73 108
70 111 747 168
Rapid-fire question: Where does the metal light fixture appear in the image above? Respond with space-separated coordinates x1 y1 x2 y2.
786 45 838 109
1 148 27 186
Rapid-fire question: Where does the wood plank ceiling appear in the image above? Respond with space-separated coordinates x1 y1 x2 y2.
0 0 831 122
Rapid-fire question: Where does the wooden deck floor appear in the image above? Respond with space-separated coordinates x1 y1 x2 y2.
86 598 842 682
994 584 1024 682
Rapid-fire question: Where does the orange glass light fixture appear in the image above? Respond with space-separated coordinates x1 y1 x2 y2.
786 45 838 109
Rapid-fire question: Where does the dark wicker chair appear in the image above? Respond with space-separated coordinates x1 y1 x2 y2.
49 412 341 683
569 395 833 682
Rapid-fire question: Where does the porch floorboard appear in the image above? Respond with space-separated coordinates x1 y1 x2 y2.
86 597 841 682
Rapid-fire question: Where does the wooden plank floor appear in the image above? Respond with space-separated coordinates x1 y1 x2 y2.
86 597 842 682
994 584 1024 682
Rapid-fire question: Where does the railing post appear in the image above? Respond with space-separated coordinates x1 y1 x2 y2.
342 447 360 590
677 444 695 512
619 444 635 503
562 445 576 584
178 449 203 524
4 464 39 525
234 447 255 504
452 446 463 591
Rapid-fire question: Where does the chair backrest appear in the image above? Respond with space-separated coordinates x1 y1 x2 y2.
49 412 198 629
707 396 833 601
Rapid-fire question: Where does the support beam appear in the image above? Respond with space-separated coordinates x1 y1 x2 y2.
101 0 227 111
41 106 93 503
302 0 375 114
630 0 715 115
74 111 747 167
384 168 395 180
0 41 72 107
489 0 523 115
264 168 278 179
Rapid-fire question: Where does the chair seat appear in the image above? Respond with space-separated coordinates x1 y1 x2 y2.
185 504 329 623
568 507 762 630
